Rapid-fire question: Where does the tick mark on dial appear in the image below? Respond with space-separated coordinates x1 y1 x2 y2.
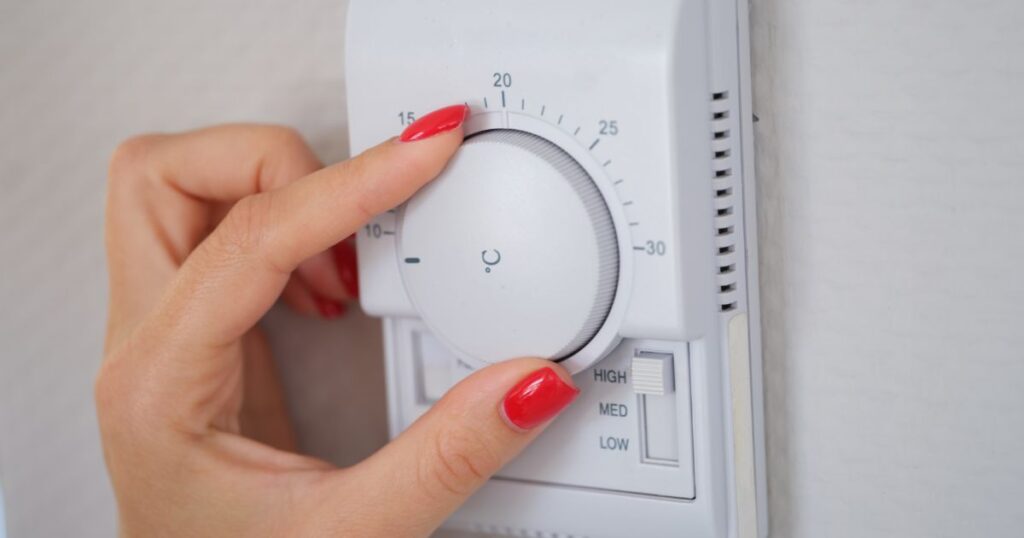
484 97 489 108
622 200 634 206
602 159 612 167
589 139 600 150
382 230 396 236
614 179 624 185
521 98 525 110
629 222 640 226
633 246 646 251
501 90 506 108
558 114 564 125
404 257 421 264
574 126 581 136
541 105 546 116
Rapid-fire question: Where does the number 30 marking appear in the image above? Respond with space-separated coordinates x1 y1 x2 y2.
645 240 667 256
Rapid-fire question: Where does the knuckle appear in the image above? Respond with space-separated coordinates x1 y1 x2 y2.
94 340 167 454
105 135 167 236
94 347 135 424
264 125 307 151
350 193 377 225
325 157 380 222
257 126 318 189
93 362 117 418
418 424 500 498
324 154 359 189
212 193 289 273
107 134 160 183
216 194 270 256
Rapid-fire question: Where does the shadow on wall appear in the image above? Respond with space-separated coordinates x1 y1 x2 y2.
1 481 6 538
748 0 796 535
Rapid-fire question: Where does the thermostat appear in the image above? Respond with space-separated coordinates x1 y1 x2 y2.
346 1 766 536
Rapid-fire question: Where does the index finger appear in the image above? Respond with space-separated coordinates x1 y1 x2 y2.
123 104 467 432
173 122 465 346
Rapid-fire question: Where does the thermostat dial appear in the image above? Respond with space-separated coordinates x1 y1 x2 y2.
397 129 619 364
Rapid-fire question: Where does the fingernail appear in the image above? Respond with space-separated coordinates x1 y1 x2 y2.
314 295 346 319
332 239 359 299
399 104 469 142
501 367 580 431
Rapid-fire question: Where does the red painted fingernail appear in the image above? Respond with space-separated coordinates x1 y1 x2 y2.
501 367 580 430
399 104 469 142
314 295 346 319
332 239 359 299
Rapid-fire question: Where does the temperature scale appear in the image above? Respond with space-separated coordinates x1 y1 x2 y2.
346 1 766 536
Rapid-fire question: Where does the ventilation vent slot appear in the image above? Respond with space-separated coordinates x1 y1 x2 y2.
471 522 587 538
711 90 739 313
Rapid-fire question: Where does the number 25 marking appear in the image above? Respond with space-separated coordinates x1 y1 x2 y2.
599 119 619 136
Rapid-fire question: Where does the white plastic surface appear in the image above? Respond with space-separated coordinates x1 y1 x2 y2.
398 130 618 364
633 351 675 396
6 1 1024 538
641 390 683 464
347 0 765 536
391 318 697 500
348 3 699 343
414 331 453 403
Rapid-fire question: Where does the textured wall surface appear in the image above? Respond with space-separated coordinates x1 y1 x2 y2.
0 2 385 536
751 1 1024 536
1 1 1023 537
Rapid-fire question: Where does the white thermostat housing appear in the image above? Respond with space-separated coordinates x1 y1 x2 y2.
346 1 766 536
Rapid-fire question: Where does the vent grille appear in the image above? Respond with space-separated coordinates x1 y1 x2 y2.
470 522 586 538
711 90 739 313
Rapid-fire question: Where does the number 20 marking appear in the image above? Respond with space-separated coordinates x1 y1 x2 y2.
492 72 512 87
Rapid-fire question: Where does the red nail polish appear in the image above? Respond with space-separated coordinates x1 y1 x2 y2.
501 367 580 430
399 104 469 142
314 295 346 319
332 239 359 299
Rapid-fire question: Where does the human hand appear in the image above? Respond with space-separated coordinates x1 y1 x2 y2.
96 104 580 537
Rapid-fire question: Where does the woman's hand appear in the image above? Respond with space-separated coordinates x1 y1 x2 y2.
96 104 579 537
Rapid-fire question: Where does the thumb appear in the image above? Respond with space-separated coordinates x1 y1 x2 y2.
330 359 579 536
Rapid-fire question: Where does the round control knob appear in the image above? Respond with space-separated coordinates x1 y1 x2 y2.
398 129 619 364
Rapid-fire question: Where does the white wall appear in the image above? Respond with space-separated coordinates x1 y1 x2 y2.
0 1 1022 537
0 2 386 536
751 1 1024 536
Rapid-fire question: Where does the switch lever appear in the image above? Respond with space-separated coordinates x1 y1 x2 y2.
633 351 680 465
632 351 675 395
